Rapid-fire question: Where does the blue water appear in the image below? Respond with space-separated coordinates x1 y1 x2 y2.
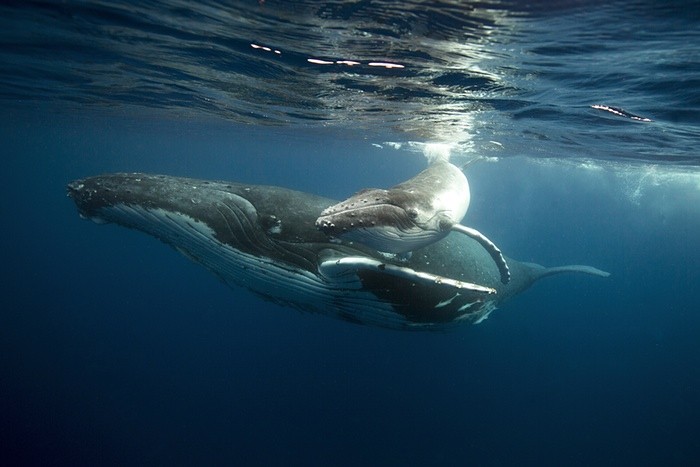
2 1 700 465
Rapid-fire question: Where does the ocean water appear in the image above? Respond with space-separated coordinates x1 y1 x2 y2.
2 0 699 465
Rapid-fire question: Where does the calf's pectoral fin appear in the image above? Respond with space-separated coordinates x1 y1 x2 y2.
450 224 511 284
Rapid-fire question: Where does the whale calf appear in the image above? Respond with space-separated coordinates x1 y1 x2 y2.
315 160 511 284
67 173 609 331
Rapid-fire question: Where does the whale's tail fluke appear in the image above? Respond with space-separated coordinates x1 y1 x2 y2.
522 262 611 279
542 265 610 277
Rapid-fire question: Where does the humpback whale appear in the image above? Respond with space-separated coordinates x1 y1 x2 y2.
316 160 511 284
67 173 609 331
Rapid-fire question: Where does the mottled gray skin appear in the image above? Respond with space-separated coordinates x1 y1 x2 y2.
315 160 469 254
67 173 609 330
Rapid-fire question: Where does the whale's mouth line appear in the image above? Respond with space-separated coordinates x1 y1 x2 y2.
320 202 405 217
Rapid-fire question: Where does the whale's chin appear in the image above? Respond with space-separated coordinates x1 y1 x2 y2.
333 225 443 254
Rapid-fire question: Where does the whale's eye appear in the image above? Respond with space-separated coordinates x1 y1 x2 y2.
407 208 418 219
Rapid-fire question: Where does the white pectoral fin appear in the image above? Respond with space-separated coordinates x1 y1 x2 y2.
451 224 511 284
318 255 496 295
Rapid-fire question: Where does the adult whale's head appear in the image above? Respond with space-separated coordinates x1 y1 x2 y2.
315 160 470 254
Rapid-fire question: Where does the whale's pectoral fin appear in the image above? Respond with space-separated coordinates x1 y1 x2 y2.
317 251 497 295
450 224 511 284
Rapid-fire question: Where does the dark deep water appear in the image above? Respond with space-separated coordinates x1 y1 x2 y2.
2 1 700 465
